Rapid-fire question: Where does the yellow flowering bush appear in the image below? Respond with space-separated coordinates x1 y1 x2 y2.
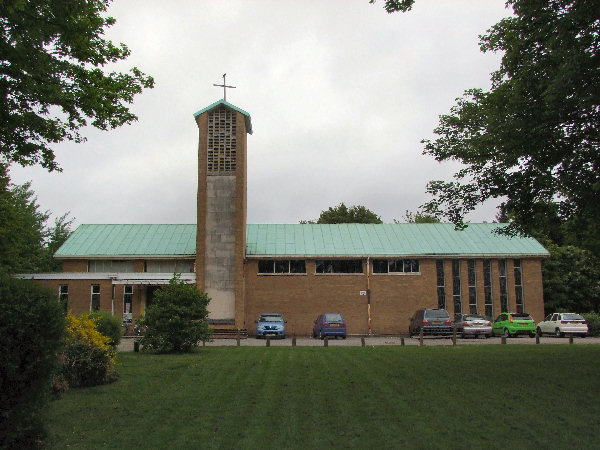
65 312 111 352
62 312 117 387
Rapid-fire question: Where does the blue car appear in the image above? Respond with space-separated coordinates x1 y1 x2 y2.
313 313 347 339
255 313 286 339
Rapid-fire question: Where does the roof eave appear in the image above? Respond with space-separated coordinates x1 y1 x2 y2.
193 99 253 134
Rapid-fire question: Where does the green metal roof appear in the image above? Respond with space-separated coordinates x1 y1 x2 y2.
55 224 196 258
192 99 253 134
56 223 549 259
245 223 549 257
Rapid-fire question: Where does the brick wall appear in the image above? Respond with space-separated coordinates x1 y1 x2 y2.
243 257 545 336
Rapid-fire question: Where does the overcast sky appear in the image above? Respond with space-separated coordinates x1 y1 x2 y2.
10 0 511 228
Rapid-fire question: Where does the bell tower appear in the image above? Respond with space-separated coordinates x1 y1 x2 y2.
193 99 252 328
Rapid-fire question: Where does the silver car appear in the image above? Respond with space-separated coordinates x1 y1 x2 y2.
454 313 493 338
536 313 588 337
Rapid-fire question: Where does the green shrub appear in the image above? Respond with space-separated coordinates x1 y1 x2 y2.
62 340 118 387
89 310 122 347
141 275 212 352
0 275 65 448
582 312 600 336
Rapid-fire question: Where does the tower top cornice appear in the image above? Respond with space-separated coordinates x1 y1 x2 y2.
193 99 252 135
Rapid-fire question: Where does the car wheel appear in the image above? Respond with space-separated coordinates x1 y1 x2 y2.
281 335 285 340
529 332 535 338
504 328 511 338
555 328 562 338
342 335 346 339
536 327 542 337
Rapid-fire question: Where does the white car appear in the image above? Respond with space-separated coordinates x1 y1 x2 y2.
536 313 588 337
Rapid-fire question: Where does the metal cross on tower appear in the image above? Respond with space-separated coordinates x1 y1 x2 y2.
213 73 236 101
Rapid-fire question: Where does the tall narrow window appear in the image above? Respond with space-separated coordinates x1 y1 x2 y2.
514 259 524 313
499 260 508 312
436 260 446 309
467 260 477 314
91 284 100 311
59 285 68 311
483 260 493 319
452 260 462 316
123 285 133 324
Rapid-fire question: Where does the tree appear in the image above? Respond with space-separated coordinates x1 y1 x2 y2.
140 276 212 353
419 0 599 238
1 0 154 171
542 244 600 314
402 210 440 224
369 0 415 13
302 203 383 224
0 165 73 274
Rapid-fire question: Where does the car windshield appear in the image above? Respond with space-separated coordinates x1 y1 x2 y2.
324 314 343 322
259 315 283 322
511 313 532 320
562 313 584 321
425 310 449 319
464 314 484 321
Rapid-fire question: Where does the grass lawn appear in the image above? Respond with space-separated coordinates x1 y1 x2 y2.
46 345 600 449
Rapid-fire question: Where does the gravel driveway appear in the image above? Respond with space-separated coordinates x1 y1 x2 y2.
118 335 600 351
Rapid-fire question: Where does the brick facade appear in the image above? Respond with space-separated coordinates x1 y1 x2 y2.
244 257 545 336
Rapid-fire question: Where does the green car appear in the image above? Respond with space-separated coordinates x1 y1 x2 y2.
492 312 536 338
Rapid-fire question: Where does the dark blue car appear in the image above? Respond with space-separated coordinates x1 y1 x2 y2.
313 313 347 339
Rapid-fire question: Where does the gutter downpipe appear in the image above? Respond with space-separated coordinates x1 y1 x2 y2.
367 257 372 335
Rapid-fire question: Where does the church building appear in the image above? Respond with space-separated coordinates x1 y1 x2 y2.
21 99 549 336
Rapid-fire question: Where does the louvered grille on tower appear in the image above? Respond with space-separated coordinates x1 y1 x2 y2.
207 107 237 174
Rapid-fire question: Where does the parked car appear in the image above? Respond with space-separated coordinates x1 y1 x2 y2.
409 308 453 336
454 313 493 338
492 312 536 337
313 313 346 339
536 313 588 337
255 313 286 339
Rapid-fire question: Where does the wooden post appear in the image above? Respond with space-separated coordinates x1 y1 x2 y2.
501 336 507 344
266 336 271 347
569 335 574 345
452 326 457 346
361 337 365 347
419 328 424 346
236 329 240 347
401 337 405 346
292 335 296 347
536 335 540 344
134 341 139 352
324 337 329 347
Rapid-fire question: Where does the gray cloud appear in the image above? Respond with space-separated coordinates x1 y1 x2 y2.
10 0 509 226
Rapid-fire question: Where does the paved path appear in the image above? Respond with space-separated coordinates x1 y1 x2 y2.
118 335 600 351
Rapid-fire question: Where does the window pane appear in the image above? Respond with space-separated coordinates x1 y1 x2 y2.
289 260 306 274
436 260 445 286
258 260 274 273
373 260 387 273
389 259 403 273
275 260 289 273
411 260 420 273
